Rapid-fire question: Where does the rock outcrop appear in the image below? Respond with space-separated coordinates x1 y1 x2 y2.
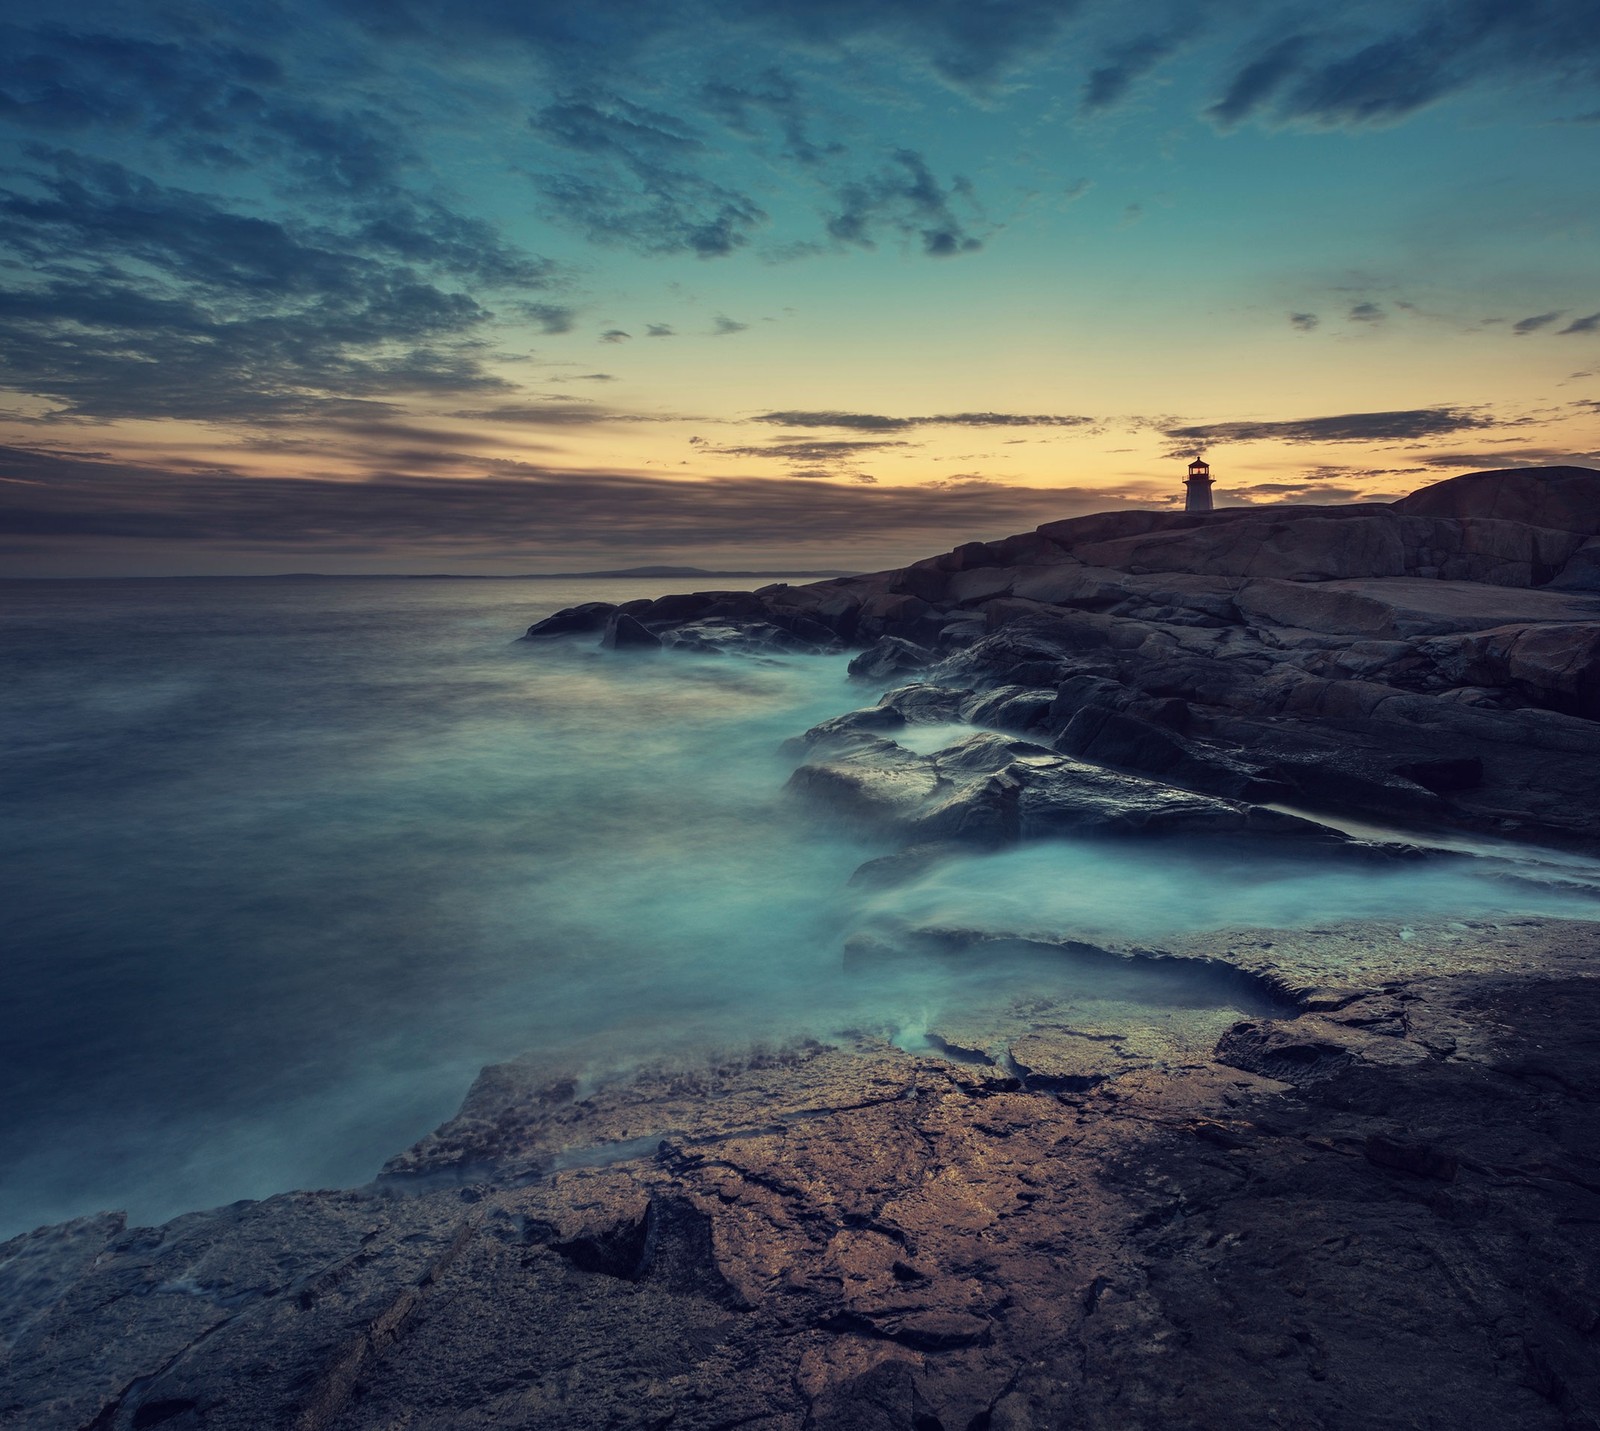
6 918 1599 1431
527 465 1600 848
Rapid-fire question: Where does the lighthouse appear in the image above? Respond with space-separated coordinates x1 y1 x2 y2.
1184 457 1214 513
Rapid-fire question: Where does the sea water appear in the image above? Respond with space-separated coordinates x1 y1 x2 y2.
4 576 1600 1239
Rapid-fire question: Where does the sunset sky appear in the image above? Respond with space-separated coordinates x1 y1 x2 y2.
2 0 1598 574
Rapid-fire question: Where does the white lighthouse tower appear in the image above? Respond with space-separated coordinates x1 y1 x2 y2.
1184 457 1214 513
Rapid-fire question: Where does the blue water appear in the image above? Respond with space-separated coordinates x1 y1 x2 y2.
5 576 1600 1241
0 577 864 1238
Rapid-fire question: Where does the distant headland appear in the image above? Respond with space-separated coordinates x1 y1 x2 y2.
3 566 862 582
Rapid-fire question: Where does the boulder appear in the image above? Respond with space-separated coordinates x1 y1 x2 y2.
521 601 618 639
958 685 1056 733
660 619 821 655
1395 514 1586 586
1550 538 1600 591
1393 466 1600 534
946 565 1017 604
1008 564 1128 609
600 612 661 650
854 590 946 645
1234 580 1399 637
1053 705 1289 802
792 703 907 751
1423 622 1600 718
848 635 935 682
879 682 972 722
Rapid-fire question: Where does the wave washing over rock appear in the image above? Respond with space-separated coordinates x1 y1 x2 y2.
6 467 1600 1430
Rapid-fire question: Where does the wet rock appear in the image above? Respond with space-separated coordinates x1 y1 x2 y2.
957 684 1055 733
794 703 908 751
1215 1021 1357 1083
600 611 661 650
849 636 937 683
521 601 619 639
855 592 945 644
661 618 823 655
879 682 971 723
1391 755 1483 793
1007 1031 1131 1090
846 841 964 889
1052 705 1288 802
789 731 1346 848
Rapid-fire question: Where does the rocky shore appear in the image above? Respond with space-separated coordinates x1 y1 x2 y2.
527 465 1600 852
6 467 1600 1430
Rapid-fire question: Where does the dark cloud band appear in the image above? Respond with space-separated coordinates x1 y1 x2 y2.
0 442 1130 558
1163 408 1493 445
754 410 1095 431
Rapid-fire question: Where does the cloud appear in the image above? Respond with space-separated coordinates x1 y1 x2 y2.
336 0 1096 96
4 1 1595 462
1163 407 1493 445
0 150 547 422
527 88 987 262
448 402 641 426
699 67 842 166
519 303 579 334
529 93 768 258
645 323 676 337
823 149 983 257
1349 302 1385 323
708 438 912 464
1514 310 1566 334
1558 311 1600 335
1208 3 1600 130
599 329 631 342
0 440 1147 561
1412 445 1600 469
1081 29 1189 113
711 314 749 335
754 410 1094 431
1207 35 1311 127
1288 312 1319 332
0 23 412 195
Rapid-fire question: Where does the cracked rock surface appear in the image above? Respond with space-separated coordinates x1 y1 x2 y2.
5 919 1599 1431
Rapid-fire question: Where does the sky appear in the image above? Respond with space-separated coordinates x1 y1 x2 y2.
1 0 1598 575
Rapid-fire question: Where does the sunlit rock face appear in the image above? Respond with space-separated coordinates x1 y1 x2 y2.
8 919 1600 1431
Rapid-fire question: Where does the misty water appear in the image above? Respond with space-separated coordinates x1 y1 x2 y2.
5 576 1600 1241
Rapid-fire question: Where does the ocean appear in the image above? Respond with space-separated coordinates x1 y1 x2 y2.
4 576 1600 1240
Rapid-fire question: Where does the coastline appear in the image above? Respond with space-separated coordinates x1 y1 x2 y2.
7 467 1600 1429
